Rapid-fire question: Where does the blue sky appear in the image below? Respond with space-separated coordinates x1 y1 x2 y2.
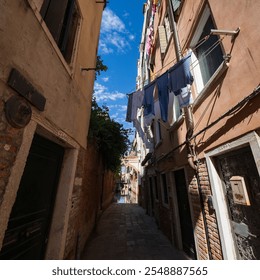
94 1 144 138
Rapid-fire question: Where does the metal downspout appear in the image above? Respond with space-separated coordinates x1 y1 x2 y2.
170 7 197 171
170 2 212 259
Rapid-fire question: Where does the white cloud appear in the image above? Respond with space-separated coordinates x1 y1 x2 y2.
99 8 134 54
110 112 119 119
99 40 113 54
108 104 127 111
118 105 127 112
102 77 109 82
94 82 126 102
129 34 135 41
101 9 125 33
114 117 126 123
123 12 129 18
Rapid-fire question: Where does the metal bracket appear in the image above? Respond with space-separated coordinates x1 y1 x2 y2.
211 27 240 43
95 0 108 9
81 68 97 72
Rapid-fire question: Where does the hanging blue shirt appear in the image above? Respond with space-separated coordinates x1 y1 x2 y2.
125 93 133 122
168 52 194 96
157 71 169 122
142 81 156 116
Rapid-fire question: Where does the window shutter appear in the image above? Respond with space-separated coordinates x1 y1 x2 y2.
158 25 167 54
40 0 69 44
59 0 76 54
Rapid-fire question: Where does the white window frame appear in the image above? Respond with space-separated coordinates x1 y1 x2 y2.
190 5 224 95
167 91 182 126
158 8 173 56
205 131 260 259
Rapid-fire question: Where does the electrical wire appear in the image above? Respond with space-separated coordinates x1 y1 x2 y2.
157 84 260 162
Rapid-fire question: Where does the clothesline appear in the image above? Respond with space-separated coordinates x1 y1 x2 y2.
126 34 226 96
126 51 194 125
126 31 227 125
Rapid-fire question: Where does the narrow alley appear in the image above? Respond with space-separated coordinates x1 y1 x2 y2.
81 196 187 260
1 0 260 264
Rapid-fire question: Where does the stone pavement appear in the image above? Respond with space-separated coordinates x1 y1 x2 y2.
81 202 188 260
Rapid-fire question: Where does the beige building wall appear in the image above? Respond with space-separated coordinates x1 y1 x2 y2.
0 0 102 148
139 0 260 260
0 0 104 259
150 0 260 164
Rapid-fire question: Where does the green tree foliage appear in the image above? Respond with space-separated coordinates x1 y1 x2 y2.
95 55 108 79
88 98 130 173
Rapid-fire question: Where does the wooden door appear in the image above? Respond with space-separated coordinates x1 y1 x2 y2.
0 134 64 259
217 146 260 259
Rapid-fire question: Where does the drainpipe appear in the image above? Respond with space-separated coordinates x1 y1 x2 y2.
169 5 197 171
170 2 212 259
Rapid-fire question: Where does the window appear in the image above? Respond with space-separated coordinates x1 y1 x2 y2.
161 173 169 205
169 0 182 21
190 5 224 94
168 92 181 125
164 13 172 42
40 0 80 64
156 120 162 143
152 119 162 146
158 11 173 55
170 0 181 13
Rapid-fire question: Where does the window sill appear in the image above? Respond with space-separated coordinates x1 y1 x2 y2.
193 61 230 111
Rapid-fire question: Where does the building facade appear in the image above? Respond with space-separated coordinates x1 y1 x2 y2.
0 0 106 259
128 0 260 259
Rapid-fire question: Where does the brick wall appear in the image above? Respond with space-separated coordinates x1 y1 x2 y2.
187 161 223 260
64 141 115 259
158 205 172 242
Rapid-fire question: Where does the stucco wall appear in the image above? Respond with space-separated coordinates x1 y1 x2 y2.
0 0 104 257
0 0 103 148
176 0 260 157
141 0 259 260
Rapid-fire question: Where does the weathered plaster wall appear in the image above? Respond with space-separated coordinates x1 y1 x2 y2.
0 0 103 148
0 0 104 257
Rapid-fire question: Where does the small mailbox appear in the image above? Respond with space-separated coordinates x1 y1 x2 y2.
230 176 250 206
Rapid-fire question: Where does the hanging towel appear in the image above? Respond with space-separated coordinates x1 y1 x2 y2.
131 90 144 121
142 81 156 116
125 93 133 122
177 86 193 108
157 71 169 122
168 52 193 96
